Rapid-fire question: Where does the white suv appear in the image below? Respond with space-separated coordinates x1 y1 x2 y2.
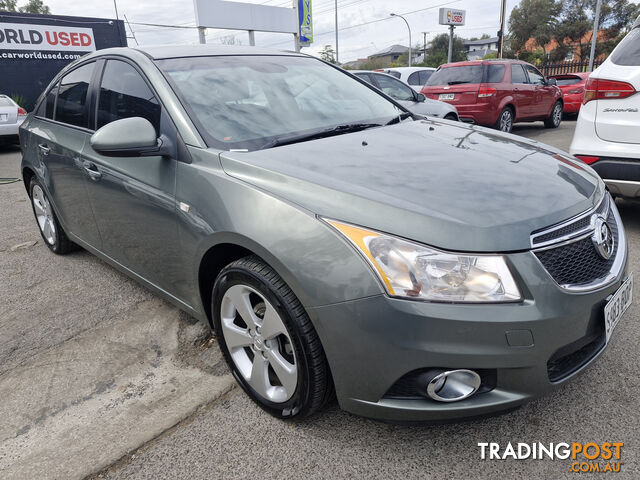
570 16 640 198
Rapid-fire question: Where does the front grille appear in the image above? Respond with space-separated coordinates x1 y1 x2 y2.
533 202 619 288
547 332 605 382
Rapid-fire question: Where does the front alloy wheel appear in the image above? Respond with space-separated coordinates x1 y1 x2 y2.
212 255 333 418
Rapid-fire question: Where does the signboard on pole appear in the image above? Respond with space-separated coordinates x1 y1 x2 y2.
194 0 297 34
298 0 312 46
438 8 466 26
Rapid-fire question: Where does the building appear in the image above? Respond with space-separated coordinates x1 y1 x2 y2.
463 37 499 61
341 58 369 69
367 44 409 66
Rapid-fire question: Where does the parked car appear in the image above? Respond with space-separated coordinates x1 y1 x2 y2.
0 94 27 144
20 46 631 422
352 70 458 120
375 66 436 92
548 72 590 116
570 16 640 199
421 59 564 133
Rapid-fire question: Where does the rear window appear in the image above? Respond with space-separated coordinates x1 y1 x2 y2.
426 65 484 86
0 97 13 106
486 64 505 83
610 29 640 66
552 76 582 86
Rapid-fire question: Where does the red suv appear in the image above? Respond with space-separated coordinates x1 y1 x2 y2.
421 59 563 133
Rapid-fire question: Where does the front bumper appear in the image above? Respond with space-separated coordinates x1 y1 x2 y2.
309 250 628 422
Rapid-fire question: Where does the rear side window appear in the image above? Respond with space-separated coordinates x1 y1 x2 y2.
97 60 161 133
374 74 415 101
407 71 421 85
426 65 483 86
386 70 401 79
610 29 640 66
354 72 374 84
486 64 505 83
37 83 58 119
0 96 13 106
419 70 433 85
55 62 95 128
510 64 527 84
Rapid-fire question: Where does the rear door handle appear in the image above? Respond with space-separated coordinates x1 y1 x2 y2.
83 161 102 180
38 144 50 155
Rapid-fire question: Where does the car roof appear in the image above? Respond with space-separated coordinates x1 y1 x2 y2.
385 67 436 72
548 72 590 78
134 44 303 60
439 59 529 68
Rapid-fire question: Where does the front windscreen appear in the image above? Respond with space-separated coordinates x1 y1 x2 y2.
157 55 403 151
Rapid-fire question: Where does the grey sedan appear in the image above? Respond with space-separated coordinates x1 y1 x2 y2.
20 46 632 422
351 70 458 120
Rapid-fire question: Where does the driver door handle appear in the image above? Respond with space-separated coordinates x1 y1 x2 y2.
83 161 102 180
38 144 50 155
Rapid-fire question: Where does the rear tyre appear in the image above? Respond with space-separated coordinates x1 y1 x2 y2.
212 255 334 418
495 107 514 133
28 177 79 254
545 101 563 128
444 113 458 121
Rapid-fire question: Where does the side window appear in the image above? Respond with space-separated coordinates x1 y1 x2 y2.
510 64 527 84
419 70 433 85
37 81 58 119
55 62 95 128
407 71 421 85
354 73 374 85
486 64 505 83
97 60 161 133
374 74 415 101
525 65 545 85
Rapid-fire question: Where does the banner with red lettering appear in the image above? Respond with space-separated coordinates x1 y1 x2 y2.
0 22 96 52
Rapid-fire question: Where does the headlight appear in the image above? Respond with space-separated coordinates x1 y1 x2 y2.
326 219 521 303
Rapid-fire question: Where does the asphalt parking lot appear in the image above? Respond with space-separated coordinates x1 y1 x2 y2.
1 119 639 479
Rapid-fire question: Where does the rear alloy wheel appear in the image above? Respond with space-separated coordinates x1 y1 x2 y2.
495 107 514 133
212 255 333 418
444 113 458 121
29 178 78 254
545 101 563 128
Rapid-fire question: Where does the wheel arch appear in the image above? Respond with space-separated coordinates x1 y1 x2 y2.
22 166 36 194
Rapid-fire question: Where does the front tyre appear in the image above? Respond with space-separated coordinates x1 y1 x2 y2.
212 255 333 418
495 107 514 133
545 101 563 128
29 177 78 254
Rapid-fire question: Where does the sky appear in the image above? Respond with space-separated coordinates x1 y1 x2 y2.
37 0 523 62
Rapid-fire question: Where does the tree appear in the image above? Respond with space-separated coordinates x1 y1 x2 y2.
551 0 639 61
319 45 336 64
508 0 560 53
0 0 51 13
419 33 466 67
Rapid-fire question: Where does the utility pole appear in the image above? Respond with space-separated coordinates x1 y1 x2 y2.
113 0 119 20
588 0 603 71
422 31 427 60
335 0 339 64
447 25 454 63
498 0 506 58
123 14 138 46
198 27 206 44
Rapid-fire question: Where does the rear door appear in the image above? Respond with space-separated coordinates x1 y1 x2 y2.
28 62 103 248
81 58 181 292
593 27 640 144
510 63 534 118
422 64 483 106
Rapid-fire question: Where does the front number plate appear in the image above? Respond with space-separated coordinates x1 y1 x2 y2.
439 93 455 101
604 273 633 344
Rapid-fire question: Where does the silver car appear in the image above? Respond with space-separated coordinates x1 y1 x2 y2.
352 70 459 120
19 46 632 422
0 94 26 143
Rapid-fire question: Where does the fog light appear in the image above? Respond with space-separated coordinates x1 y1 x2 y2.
426 369 481 402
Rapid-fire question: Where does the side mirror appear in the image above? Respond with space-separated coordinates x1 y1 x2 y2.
546 78 557 86
90 117 169 157
416 92 427 102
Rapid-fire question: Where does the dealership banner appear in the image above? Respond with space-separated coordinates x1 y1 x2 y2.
0 12 126 111
0 22 96 52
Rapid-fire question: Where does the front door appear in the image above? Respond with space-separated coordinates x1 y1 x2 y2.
81 59 181 294
525 65 554 117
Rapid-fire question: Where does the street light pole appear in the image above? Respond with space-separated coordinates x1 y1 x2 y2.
588 0 603 71
335 0 339 64
390 13 411 67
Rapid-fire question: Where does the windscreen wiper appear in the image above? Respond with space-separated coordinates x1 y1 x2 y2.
447 81 470 85
262 123 383 149
386 112 413 125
